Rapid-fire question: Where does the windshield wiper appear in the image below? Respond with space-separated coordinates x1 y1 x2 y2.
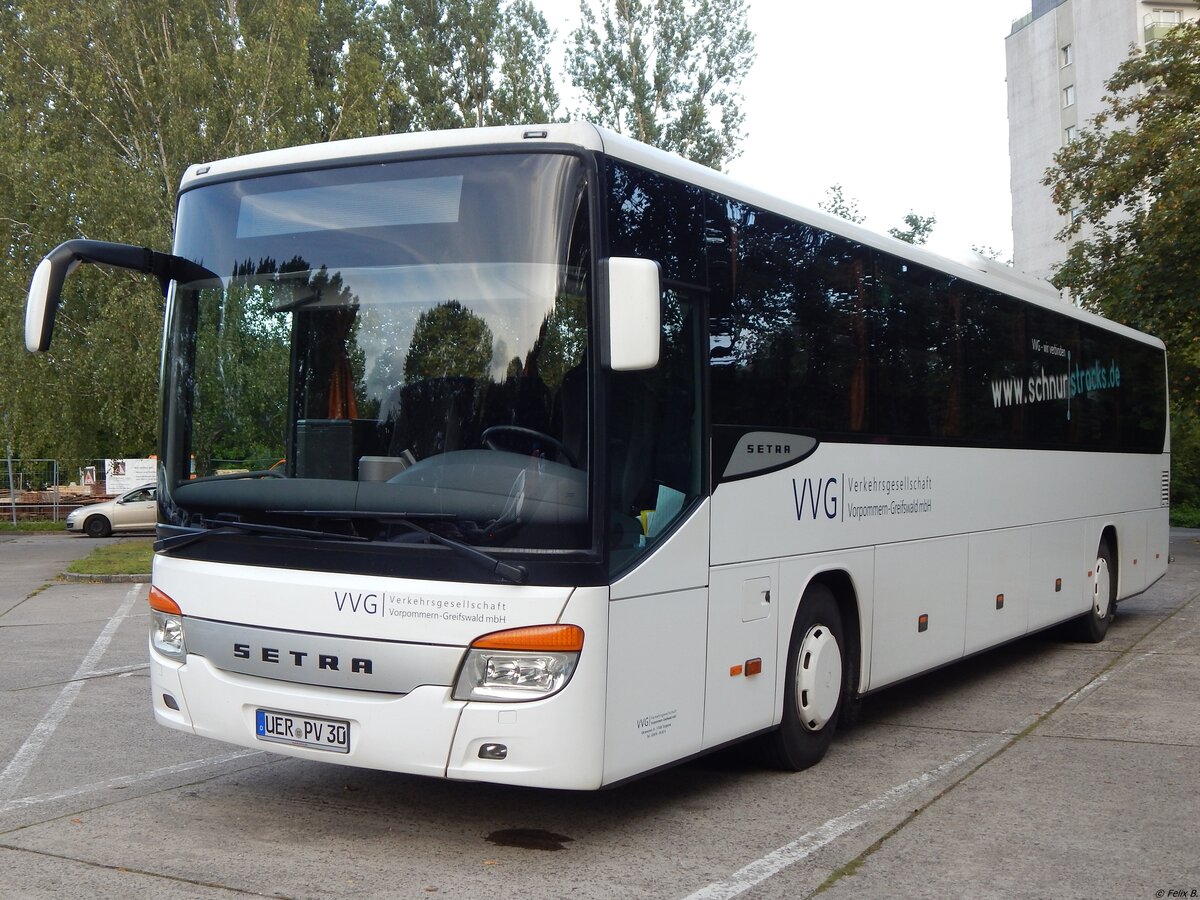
394 517 526 584
155 517 367 553
290 510 527 585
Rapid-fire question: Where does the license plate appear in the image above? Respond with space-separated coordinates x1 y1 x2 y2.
255 708 350 754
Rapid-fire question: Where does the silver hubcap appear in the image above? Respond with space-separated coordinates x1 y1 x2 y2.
795 623 842 731
1093 557 1112 618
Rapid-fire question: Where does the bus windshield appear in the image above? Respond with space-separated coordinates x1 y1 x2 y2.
161 153 592 552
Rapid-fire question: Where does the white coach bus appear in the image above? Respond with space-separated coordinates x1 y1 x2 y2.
26 123 1169 789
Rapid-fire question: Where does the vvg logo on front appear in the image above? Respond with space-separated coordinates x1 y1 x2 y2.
334 591 380 615
793 476 838 521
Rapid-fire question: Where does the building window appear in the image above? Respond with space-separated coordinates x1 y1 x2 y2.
1064 125 1077 144
1062 84 1076 108
1061 43 1073 67
1070 207 1083 223
1150 9 1183 25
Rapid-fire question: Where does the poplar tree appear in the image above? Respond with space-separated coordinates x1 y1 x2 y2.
377 0 558 131
566 0 755 169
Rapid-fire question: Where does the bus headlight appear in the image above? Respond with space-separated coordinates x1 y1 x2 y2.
453 625 583 702
149 586 187 662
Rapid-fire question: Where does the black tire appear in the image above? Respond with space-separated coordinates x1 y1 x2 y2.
762 584 846 771
84 515 112 538
1068 541 1115 643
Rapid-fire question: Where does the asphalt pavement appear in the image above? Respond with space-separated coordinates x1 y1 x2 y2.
0 531 137 613
0 528 1197 899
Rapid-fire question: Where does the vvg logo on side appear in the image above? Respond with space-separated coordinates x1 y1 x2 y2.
793 476 838 521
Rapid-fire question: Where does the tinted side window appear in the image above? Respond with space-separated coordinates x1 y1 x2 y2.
605 160 704 286
1069 317 1165 452
1111 333 1167 452
602 160 706 574
962 284 1028 446
870 254 963 440
607 292 705 574
1023 304 1080 448
710 205 871 434
701 188 1164 454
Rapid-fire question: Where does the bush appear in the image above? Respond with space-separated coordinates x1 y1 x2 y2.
1170 505 1200 529
1170 403 1200 509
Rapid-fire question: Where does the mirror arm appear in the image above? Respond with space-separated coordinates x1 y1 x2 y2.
26 239 217 352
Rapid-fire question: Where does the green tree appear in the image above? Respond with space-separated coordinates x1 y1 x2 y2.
820 185 938 248
0 0 557 465
819 184 866 224
566 0 755 168
971 245 1011 265
888 212 936 245
0 0 381 460
378 0 558 131
535 293 588 390
191 280 293 474
403 301 495 382
1041 12 1200 506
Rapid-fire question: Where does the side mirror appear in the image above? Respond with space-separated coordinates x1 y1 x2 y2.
604 257 661 371
25 247 79 353
25 239 217 352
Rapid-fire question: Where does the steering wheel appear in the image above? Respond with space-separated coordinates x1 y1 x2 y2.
481 425 579 468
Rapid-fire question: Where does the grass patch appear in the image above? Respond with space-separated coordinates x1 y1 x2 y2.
0 519 67 532
1170 505 1200 529
65 539 154 576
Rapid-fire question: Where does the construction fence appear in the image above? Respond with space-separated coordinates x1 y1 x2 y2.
2 458 118 524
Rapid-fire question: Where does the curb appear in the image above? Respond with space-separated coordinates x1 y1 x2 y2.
59 572 151 584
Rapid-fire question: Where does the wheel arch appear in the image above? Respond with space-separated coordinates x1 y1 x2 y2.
1098 523 1120 595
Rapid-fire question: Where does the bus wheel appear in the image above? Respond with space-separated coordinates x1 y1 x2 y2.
764 585 845 771
1069 541 1115 643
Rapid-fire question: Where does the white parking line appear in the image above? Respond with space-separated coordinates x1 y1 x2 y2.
0 584 144 802
682 607 1196 900
682 735 1003 900
0 750 264 814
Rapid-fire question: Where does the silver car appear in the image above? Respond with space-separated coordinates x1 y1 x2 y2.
65 483 157 537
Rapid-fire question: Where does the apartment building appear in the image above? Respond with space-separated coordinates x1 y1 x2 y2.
1006 0 1197 281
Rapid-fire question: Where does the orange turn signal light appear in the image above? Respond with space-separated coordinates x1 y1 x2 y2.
148 586 181 615
471 624 584 653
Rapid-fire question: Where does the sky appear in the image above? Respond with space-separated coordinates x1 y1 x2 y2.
534 0 1034 262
